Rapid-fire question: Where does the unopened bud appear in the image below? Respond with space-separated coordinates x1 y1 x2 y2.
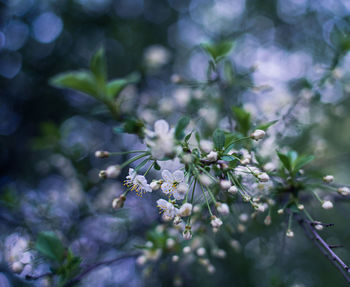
250 129 265 141
112 195 126 209
95 150 110 158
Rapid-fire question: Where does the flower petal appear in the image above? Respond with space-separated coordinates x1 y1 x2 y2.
154 120 169 134
162 170 173 182
173 170 184 182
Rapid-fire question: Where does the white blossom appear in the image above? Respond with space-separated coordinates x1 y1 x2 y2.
196 247 206 256
161 170 188 200
145 120 175 160
124 168 152 196
144 45 170 68
157 199 177 219
286 229 294 238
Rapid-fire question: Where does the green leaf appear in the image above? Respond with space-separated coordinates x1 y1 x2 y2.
184 132 192 143
50 71 98 97
90 48 107 84
256 120 278 131
232 106 251 136
294 155 314 171
221 155 237 162
277 151 292 172
213 129 225 151
154 161 161 170
107 73 140 99
35 232 65 263
175 116 190 140
201 40 234 63
107 79 129 98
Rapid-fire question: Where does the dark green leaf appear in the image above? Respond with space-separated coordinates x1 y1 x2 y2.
50 71 98 97
175 116 190 140
213 129 225 150
154 161 161 170
184 132 192 143
35 232 65 263
221 155 237 162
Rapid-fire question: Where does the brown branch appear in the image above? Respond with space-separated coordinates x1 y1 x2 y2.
297 215 350 284
63 252 141 287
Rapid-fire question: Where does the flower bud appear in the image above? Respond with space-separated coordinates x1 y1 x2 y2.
106 165 121 178
220 180 231 190
196 247 206 257
322 200 333 210
112 195 126 209
277 208 284 214
228 185 238 194
12 261 23 273
323 175 334 183
199 174 212 186
264 215 271 226
286 229 294 238
337 187 350 196
258 172 269 182
250 129 265 141
183 225 192 240
216 202 230 215
206 151 218 162
99 170 107 179
150 181 161 190
200 140 213 153
297 204 304 210
172 255 179 262
95 150 110 158
210 216 223 228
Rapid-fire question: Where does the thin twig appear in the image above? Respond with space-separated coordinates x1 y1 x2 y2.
298 215 350 284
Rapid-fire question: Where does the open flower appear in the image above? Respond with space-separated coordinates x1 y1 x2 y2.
161 170 188 200
124 168 152 196
145 120 175 160
156 199 177 219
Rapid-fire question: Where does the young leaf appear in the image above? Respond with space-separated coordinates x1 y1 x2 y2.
213 129 225 151
277 151 292 172
294 154 314 171
256 120 278 131
90 48 107 84
201 41 234 63
175 116 190 140
35 231 65 263
50 71 98 97
107 73 140 99
232 106 251 136
221 155 237 162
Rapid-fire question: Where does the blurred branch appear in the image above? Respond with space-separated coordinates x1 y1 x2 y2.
63 252 141 287
297 215 350 284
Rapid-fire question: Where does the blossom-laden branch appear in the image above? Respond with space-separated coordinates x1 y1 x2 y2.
298 215 350 284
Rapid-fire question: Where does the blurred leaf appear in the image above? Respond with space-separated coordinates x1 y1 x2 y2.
224 60 235 84
232 106 251 136
294 154 314 171
175 116 190 140
256 120 278 131
277 151 292 173
114 117 145 137
184 132 192 143
221 155 237 162
50 71 98 97
213 129 225 150
201 40 234 63
107 73 140 99
35 232 65 263
90 47 107 85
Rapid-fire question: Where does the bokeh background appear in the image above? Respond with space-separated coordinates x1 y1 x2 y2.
1 0 350 286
